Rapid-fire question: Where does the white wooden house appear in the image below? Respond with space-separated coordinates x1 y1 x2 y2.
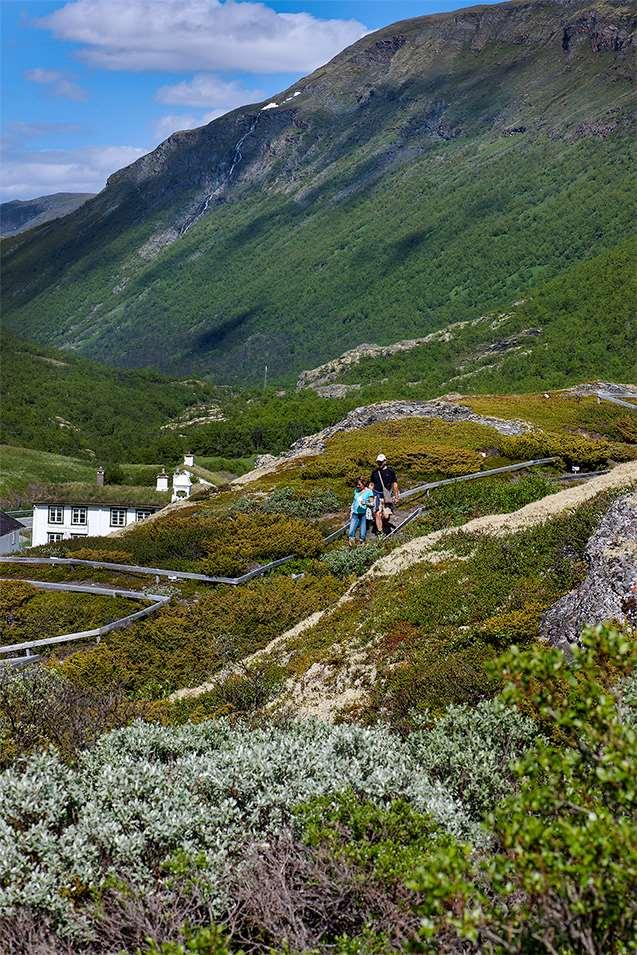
31 457 217 547
31 488 168 547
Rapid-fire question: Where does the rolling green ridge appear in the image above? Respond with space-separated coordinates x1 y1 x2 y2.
0 333 213 459
2 0 634 382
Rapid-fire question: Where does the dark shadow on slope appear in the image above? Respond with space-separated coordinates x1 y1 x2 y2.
192 308 260 353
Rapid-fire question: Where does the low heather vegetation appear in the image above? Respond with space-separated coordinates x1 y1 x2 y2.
0 626 634 954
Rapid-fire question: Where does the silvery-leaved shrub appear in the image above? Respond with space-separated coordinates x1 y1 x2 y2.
0 719 479 935
408 699 539 819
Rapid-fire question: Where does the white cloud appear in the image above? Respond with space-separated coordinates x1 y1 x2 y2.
157 74 262 109
0 144 146 201
153 108 229 142
25 68 87 102
153 73 264 141
37 0 367 73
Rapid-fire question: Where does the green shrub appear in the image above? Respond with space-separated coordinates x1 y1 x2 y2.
500 431 637 469
231 484 340 520
70 547 134 563
56 573 343 697
0 668 148 766
140 926 234 955
618 670 637 728
322 543 384 579
0 583 138 649
167 659 288 722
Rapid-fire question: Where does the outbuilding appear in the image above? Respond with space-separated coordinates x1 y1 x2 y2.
0 511 25 554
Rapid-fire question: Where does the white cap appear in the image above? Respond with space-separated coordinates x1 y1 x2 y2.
376 453 386 463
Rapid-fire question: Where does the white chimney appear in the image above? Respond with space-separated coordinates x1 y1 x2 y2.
184 451 194 467
96 466 105 487
156 468 169 492
172 469 192 502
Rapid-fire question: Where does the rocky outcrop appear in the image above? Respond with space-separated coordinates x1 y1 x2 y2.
287 398 530 457
235 398 532 486
297 324 471 391
297 323 543 394
312 383 362 398
541 491 637 652
563 381 637 398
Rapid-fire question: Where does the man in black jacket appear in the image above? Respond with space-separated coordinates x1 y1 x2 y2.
370 453 400 535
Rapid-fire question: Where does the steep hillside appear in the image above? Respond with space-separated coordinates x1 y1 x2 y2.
1 391 635 952
0 332 213 460
297 237 637 398
2 0 634 381
0 192 94 236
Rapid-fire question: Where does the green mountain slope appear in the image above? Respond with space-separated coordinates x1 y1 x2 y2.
0 333 213 459
1 0 634 382
321 237 637 398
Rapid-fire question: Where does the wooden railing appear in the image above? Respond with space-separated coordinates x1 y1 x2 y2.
0 455 562 664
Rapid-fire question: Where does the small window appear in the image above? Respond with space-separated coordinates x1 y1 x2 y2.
71 506 87 525
47 532 64 543
135 509 152 522
48 505 64 524
70 533 87 539
110 507 127 527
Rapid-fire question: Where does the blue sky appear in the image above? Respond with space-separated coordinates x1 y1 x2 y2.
1 0 494 201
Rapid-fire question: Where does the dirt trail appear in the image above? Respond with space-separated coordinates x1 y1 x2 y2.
172 461 637 704
373 459 637 577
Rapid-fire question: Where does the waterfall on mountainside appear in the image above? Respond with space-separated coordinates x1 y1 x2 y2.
180 115 262 236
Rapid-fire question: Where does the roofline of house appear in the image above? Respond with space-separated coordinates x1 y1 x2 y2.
32 501 164 510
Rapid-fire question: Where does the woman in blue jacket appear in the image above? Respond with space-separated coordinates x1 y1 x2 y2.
349 476 374 546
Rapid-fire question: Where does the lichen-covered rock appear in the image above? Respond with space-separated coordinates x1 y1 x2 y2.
541 491 637 651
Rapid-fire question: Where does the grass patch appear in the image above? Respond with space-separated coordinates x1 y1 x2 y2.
0 445 95 505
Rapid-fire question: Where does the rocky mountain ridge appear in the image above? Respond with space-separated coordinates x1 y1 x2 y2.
0 192 94 237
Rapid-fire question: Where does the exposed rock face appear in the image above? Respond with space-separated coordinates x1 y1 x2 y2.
312 384 362 398
541 491 637 651
563 381 637 398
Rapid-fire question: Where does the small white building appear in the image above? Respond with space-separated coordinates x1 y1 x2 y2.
172 469 193 503
172 453 217 501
